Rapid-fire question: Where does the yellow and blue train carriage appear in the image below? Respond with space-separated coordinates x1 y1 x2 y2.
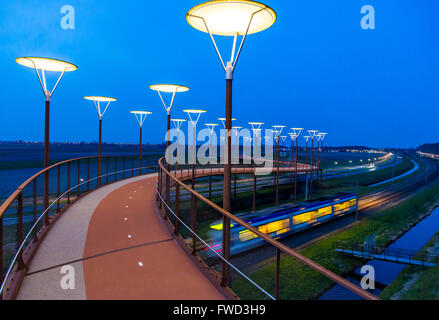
209 192 357 255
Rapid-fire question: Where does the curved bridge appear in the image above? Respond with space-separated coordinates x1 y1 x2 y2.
0 156 377 300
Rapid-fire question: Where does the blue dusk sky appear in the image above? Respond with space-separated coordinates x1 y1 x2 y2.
0 0 438 148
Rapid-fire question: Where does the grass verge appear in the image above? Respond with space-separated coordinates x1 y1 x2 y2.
232 173 439 300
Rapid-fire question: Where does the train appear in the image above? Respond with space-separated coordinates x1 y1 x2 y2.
208 192 357 256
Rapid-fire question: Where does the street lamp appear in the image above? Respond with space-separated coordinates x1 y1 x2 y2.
232 126 243 198
318 132 328 180
184 109 207 178
307 129 318 196
130 111 152 175
150 84 189 205
249 122 263 211
272 125 285 205
205 123 219 163
16 57 77 222
205 123 219 199
218 117 236 164
172 119 187 164
187 0 276 286
291 128 303 200
248 122 264 163
84 96 117 187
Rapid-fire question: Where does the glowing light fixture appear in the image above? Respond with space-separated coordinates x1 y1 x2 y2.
16 56 77 221
187 0 276 286
150 84 189 203
130 111 152 175
184 109 206 165
84 96 117 186
187 0 276 36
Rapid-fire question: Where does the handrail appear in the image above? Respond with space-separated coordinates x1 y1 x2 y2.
156 188 275 300
0 164 156 297
0 155 143 217
157 156 379 300
0 155 157 299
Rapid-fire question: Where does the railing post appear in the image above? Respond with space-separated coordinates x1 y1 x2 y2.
174 183 180 235
158 166 162 209
253 173 257 211
191 193 197 255
67 161 71 203
123 159 126 179
57 165 61 212
234 173 237 198
0 214 3 287
17 192 25 270
132 158 135 176
77 159 80 197
33 179 38 241
44 168 50 226
106 157 109 184
87 158 90 191
275 248 280 299
115 158 118 181
209 175 212 200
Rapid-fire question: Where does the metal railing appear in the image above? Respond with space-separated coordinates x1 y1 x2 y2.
0 155 157 299
157 157 378 300
334 241 437 266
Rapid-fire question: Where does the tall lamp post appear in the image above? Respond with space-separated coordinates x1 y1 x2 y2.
291 128 303 200
205 123 219 199
184 109 206 254
218 117 236 165
171 118 187 165
307 130 318 196
272 125 285 205
249 122 263 211
16 57 77 223
187 0 276 287
232 126 242 197
319 132 328 180
84 96 117 187
205 123 219 163
130 111 152 175
288 132 298 197
184 109 207 183
150 84 189 207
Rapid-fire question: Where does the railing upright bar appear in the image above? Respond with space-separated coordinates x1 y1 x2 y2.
57 165 61 212
77 159 80 197
0 214 3 288
106 157 109 184
174 184 180 235
87 158 90 192
33 179 38 240
191 192 197 255
17 192 23 246
16 192 25 270
67 162 71 203
275 248 280 300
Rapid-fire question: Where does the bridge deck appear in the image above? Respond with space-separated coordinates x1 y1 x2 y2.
335 249 436 267
17 174 226 300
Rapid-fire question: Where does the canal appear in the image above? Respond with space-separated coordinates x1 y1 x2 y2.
319 206 439 299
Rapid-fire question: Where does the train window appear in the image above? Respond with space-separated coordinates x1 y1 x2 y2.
257 218 290 235
315 206 332 218
334 199 355 214
293 212 312 224
239 230 258 242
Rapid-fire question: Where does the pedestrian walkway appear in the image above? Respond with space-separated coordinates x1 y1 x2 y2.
17 174 226 300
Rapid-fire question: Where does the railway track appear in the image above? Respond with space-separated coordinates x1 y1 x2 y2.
358 157 436 212
201 156 438 269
